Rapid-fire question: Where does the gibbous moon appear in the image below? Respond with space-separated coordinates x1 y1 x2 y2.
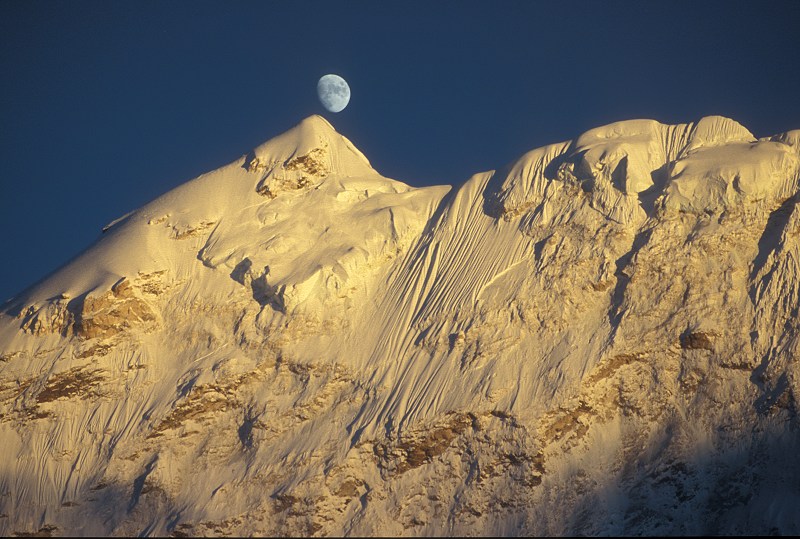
317 74 350 113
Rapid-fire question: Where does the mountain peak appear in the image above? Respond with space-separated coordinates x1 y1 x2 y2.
300 113 337 133
2 115 800 537
248 115 373 178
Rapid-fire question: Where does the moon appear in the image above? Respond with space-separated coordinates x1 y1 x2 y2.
317 74 350 113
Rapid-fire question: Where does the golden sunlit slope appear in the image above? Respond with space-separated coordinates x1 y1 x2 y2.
1 115 799 536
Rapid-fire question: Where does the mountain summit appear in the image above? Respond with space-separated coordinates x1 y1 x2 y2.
1 116 799 536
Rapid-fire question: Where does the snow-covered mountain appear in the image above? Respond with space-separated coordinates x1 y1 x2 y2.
1 115 799 536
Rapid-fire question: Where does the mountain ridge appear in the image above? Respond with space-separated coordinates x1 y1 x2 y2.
1 114 799 536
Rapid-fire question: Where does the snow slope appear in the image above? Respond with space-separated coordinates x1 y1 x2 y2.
1 115 799 536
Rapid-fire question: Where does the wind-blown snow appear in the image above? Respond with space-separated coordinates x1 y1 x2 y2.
1 114 799 536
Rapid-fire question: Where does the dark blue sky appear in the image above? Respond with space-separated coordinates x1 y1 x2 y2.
1 1 799 303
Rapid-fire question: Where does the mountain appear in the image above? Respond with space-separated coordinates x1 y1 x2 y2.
1 115 799 536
